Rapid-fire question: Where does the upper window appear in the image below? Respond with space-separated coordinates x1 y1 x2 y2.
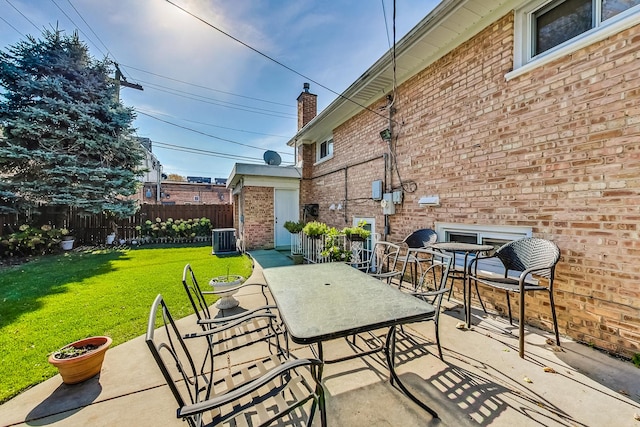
317 138 333 162
511 0 640 75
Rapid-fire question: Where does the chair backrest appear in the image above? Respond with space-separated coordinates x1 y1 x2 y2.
412 248 453 294
403 228 438 248
146 294 211 417
370 241 401 275
182 264 211 328
495 238 560 279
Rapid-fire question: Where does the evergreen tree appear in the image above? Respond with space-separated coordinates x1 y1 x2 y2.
0 29 143 217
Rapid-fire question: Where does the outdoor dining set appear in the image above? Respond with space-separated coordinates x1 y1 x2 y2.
144 230 561 426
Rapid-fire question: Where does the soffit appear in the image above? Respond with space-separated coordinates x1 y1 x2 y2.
289 0 515 146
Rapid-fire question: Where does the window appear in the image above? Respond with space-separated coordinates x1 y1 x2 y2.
435 223 532 277
511 0 640 75
317 138 333 162
533 0 594 56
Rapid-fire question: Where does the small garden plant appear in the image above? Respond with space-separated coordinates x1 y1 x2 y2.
52 343 99 360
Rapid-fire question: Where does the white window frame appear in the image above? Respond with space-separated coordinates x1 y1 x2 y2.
315 137 334 164
508 0 640 80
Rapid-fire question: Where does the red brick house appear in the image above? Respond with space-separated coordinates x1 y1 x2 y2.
287 0 640 358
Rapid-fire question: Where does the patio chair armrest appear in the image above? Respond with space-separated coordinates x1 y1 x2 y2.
467 254 498 276
370 271 402 279
184 312 279 338
177 358 324 418
411 287 450 298
196 305 278 325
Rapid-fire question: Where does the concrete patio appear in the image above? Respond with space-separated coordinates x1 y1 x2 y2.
1 249 639 426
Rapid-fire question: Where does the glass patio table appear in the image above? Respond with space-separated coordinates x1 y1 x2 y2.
262 262 439 418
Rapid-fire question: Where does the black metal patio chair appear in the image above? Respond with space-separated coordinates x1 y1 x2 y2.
467 237 561 358
401 248 453 360
182 264 286 357
146 294 326 427
396 228 438 288
351 241 402 284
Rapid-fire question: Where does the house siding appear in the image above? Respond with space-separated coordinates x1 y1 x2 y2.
303 12 640 357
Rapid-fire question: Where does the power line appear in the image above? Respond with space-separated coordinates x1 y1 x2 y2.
135 108 290 139
121 63 293 108
49 0 108 58
136 110 294 157
152 140 266 162
4 0 40 32
137 80 296 119
0 15 25 38
65 0 115 60
164 0 397 125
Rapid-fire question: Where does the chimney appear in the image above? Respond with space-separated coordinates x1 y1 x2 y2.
297 83 317 130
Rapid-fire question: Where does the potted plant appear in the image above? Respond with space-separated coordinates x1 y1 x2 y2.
48 336 112 384
59 228 75 250
283 221 304 234
284 221 305 259
302 221 328 238
342 221 371 242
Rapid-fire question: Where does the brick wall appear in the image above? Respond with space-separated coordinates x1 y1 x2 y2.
242 186 274 250
303 13 640 357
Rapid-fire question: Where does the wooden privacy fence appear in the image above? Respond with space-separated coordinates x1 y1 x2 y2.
0 204 234 244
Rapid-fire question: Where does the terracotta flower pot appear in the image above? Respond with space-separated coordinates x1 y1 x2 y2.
48 336 112 384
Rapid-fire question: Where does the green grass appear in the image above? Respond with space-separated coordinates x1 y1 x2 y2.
0 244 253 403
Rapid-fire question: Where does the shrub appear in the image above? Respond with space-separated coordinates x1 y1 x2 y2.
321 227 352 262
0 225 69 258
135 217 212 240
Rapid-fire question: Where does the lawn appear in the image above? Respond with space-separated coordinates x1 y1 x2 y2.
0 244 253 403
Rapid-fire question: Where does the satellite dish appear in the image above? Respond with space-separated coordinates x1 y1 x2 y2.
263 150 282 166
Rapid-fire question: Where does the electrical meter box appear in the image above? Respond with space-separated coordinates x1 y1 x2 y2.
381 193 395 215
372 180 383 201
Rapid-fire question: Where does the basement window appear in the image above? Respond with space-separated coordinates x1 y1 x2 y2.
435 223 532 277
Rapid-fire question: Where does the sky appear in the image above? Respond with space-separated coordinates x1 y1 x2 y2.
0 0 440 181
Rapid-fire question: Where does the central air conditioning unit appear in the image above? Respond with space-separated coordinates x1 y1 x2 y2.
212 228 237 254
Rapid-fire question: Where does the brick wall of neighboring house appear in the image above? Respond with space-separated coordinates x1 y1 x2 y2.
303 13 640 357
241 186 274 250
137 182 230 205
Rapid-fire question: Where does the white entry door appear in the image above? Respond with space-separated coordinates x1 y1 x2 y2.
274 189 299 248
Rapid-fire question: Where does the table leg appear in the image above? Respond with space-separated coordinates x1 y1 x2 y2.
385 326 439 419
317 342 324 381
464 252 472 328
